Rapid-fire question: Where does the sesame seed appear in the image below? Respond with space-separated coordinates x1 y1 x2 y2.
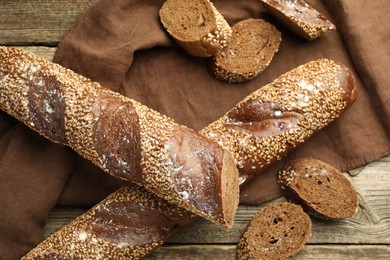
202 59 352 185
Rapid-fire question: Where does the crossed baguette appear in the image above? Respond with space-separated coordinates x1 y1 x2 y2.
0 47 357 259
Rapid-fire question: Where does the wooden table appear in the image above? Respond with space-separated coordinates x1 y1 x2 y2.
1 1 389 259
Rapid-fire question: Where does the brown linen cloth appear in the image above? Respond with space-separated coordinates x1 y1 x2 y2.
0 0 389 259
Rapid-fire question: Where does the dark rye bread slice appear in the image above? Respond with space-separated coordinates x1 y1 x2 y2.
278 158 358 219
237 202 311 259
260 0 336 40
159 0 232 57
208 18 281 83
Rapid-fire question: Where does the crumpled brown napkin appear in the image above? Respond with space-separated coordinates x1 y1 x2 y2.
1 0 389 258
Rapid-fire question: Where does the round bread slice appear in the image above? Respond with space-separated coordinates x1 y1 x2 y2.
159 0 232 57
259 0 336 40
278 158 358 220
237 202 311 259
208 18 281 83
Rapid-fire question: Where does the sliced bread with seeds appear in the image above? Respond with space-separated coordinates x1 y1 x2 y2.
278 157 358 219
208 18 281 83
159 0 232 57
237 202 311 259
259 0 336 40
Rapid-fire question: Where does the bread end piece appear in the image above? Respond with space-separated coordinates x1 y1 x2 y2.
260 0 336 40
159 0 232 57
237 202 311 259
208 19 281 83
161 128 239 228
278 158 359 219
220 149 240 228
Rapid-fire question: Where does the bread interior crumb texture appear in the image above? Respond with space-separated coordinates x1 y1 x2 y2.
291 164 357 218
245 203 311 259
217 19 280 74
161 0 216 40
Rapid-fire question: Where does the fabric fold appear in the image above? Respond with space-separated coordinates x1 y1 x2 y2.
1 0 389 258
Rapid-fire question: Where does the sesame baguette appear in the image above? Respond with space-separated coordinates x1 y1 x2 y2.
208 18 282 83
22 59 358 259
237 202 312 259
159 0 232 57
0 46 239 227
259 0 336 40
201 59 358 186
278 158 358 220
23 184 196 259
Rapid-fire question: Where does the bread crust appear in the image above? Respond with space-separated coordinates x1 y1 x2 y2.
260 0 336 40
0 46 239 227
202 59 358 186
22 184 196 259
19 57 358 258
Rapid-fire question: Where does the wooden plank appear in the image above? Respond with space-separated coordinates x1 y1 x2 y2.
294 245 390 259
0 0 96 45
44 206 87 238
17 46 56 61
144 244 390 259
43 154 390 245
146 245 235 260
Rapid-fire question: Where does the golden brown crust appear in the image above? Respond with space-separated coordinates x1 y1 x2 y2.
23 152 238 258
0 46 239 226
22 184 196 259
20 57 356 260
201 59 358 186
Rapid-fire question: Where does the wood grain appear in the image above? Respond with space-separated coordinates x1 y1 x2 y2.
294 245 390 259
18 46 56 61
144 245 390 259
0 0 96 45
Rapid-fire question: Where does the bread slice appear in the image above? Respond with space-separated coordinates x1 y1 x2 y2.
159 0 232 57
260 0 336 40
278 158 358 219
237 202 311 259
208 18 281 83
